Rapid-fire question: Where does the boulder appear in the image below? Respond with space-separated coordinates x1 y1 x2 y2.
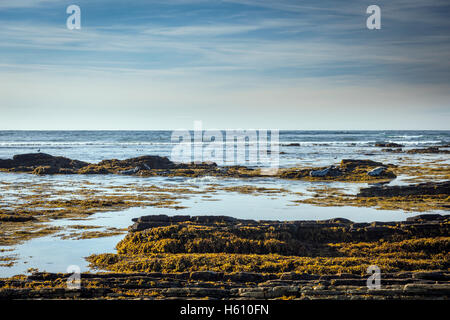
0 153 89 170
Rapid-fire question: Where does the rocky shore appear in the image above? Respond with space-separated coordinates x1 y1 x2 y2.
0 152 448 300
1 269 449 300
1 213 448 300
0 153 397 182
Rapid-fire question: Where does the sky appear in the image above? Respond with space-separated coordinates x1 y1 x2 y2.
0 0 449 130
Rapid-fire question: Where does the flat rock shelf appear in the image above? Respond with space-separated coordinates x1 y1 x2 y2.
2 213 448 300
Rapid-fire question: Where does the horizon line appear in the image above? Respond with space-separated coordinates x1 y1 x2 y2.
0 129 449 132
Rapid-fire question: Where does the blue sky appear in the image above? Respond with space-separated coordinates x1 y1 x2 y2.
0 0 449 130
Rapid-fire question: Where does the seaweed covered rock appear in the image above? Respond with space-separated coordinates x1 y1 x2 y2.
125 214 449 256
358 181 450 197
86 214 450 281
339 159 384 171
407 147 450 154
0 153 398 182
98 155 175 170
382 148 403 153
1 269 449 299
279 159 396 182
375 142 404 148
0 153 178 175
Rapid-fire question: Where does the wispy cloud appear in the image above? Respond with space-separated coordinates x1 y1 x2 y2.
0 0 63 9
1 18 449 85
0 0 448 129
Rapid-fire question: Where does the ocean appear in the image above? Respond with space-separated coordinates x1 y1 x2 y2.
0 130 448 167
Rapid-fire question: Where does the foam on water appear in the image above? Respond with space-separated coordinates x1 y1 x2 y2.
0 130 448 165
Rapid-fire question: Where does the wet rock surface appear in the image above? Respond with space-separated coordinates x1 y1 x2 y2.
406 147 450 154
128 213 449 241
357 181 450 197
1 270 448 300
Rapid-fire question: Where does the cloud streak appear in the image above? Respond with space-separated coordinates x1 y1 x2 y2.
0 0 449 129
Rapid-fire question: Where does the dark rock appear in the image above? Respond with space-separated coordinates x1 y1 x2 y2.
32 166 60 175
406 214 446 222
330 279 367 286
407 147 449 154
413 271 449 281
227 272 265 283
364 226 398 238
0 214 35 222
171 215 191 222
375 142 404 148
403 283 450 295
323 218 353 224
137 215 171 222
279 273 319 281
0 153 89 170
194 216 237 223
358 181 450 197
350 223 370 229
130 221 171 232
382 148 403 153
190 271 223 281
176 162 217 169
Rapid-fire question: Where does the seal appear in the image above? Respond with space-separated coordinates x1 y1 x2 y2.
367 166 386 176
